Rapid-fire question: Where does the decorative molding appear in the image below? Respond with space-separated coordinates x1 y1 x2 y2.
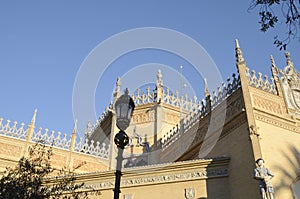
83 167 228 190
255 113 298 133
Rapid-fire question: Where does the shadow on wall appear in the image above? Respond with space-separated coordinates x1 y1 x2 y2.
273 145 300 198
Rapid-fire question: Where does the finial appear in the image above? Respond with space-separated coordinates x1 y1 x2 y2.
113 76 121 100
156 69 163 87
285 52 294 67
26 109 38 142
30 109 38 125
87 120 91 131
115 76 121 93
270 55 279 78
204 78 210 97
72 119 77 135
235 39 240 48
235 39 245 63
85 120 91 139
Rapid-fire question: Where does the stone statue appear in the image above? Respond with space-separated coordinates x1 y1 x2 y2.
254 158 275 199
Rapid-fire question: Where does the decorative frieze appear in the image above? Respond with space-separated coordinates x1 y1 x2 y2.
132 111 155 124
252 94 282 115
83 167 228 190
0 143 22 157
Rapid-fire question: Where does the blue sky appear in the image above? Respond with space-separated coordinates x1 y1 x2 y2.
0 1 299 137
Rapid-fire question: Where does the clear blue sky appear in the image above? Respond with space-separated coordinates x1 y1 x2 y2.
0 1 299 137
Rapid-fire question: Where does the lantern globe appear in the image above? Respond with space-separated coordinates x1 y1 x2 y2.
115 89 135 131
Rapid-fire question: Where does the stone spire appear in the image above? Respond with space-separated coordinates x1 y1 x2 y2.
235 39 245 64
156 69 163 87
86 120 92 136
204 78 210 97
113 76 121 102
70 119 77 152
72 119 77 135
270 55 275 67
270 55 279 78
30 109 37 126
26 109 37 142
156 70 164 103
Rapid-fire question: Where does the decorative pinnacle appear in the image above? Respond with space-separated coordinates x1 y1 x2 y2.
204 78 210 97
270 55 275 67
115 77 121 93
235 39 245 63
113 77 121 100
270 55 279 78
156 69 163 87
86 120 92 133
285 52 294 67
72 119 77 135
30 109 38 126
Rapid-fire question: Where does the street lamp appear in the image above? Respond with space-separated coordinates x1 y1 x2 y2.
113 88 135 199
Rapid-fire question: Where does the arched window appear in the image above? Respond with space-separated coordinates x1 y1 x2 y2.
293 179 300 198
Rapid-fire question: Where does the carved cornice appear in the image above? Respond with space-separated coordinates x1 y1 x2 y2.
254 112 299 133
77 158 229 190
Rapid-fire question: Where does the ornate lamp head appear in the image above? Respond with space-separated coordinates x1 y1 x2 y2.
114 88 135 131
114 130 130 149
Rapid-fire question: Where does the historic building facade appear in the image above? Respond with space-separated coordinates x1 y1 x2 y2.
0 40 300 198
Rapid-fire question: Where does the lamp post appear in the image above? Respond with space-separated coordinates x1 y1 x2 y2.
113 88 135 199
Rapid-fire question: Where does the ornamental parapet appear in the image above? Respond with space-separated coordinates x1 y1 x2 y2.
0 117 110 160
246 68 278 95
161 73 241 149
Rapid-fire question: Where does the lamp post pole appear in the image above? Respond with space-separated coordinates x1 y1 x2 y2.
113 130 129 199
113 148 123 199
113 89 135 199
